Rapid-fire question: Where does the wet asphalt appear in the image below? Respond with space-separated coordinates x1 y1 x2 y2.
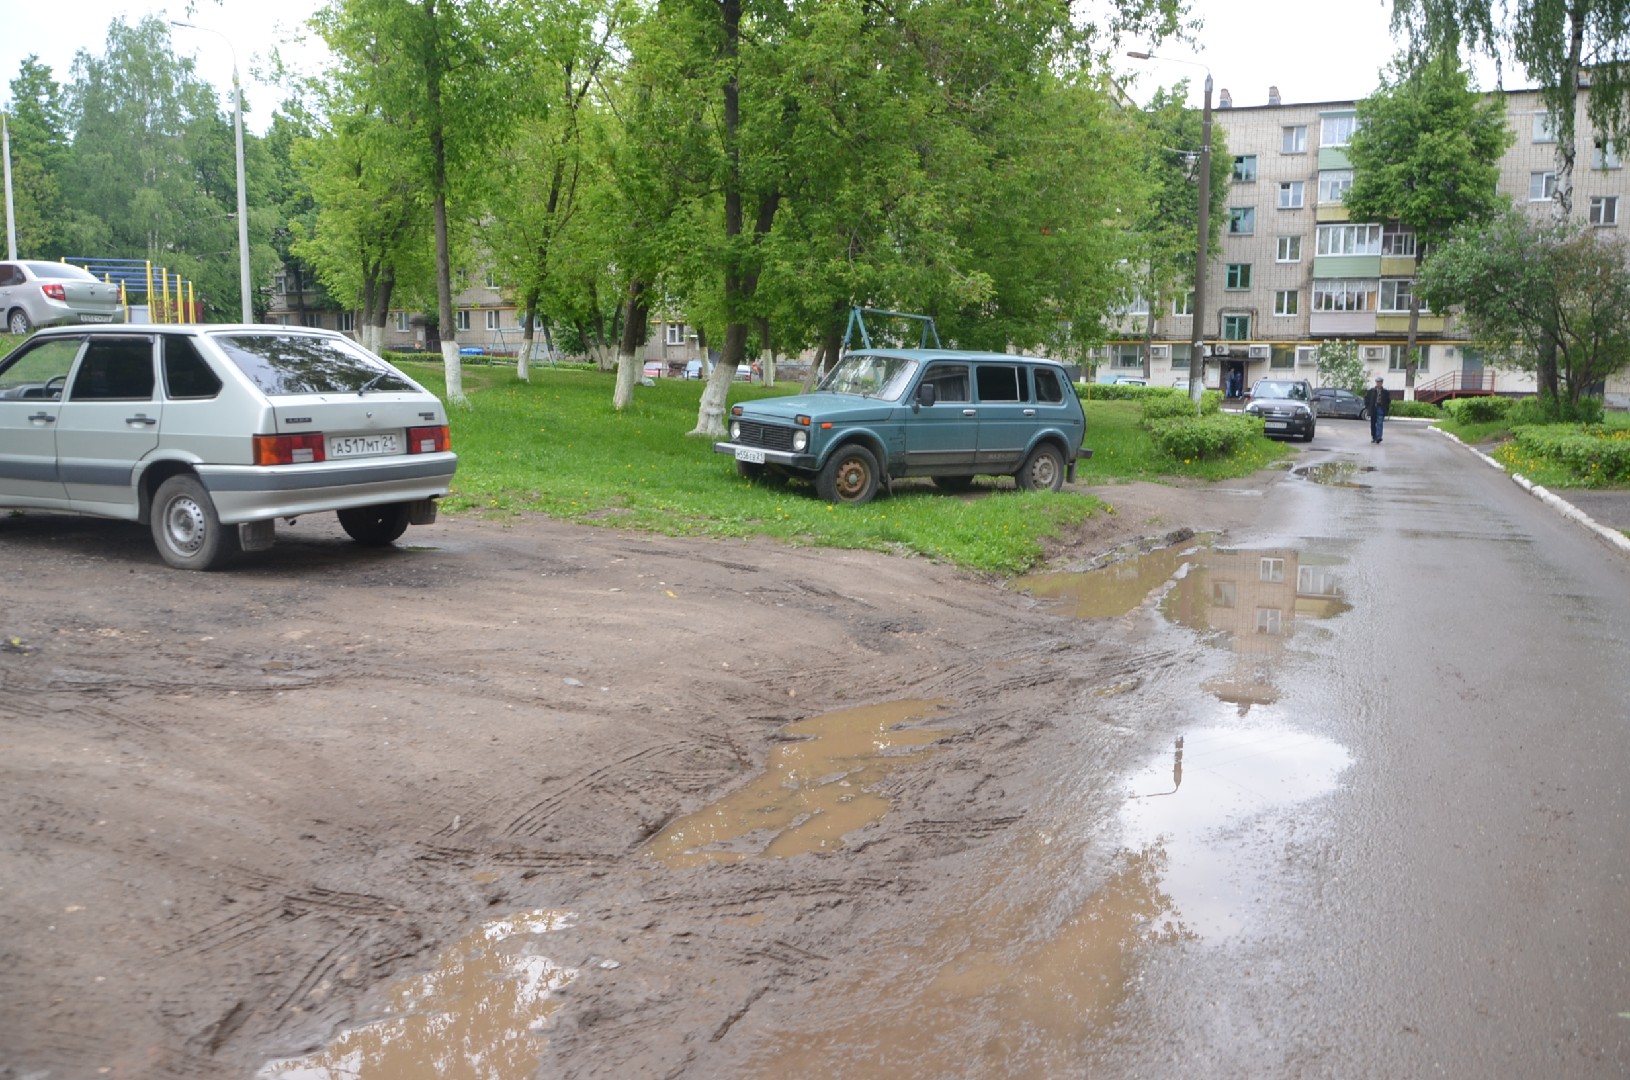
1082 414 1630 1078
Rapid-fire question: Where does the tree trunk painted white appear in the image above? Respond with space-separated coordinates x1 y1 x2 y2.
440 340 466 406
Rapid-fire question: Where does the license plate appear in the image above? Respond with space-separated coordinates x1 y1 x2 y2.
80 315 114 323
735 446 766 464
328 432 402 458
1264 420 1286 430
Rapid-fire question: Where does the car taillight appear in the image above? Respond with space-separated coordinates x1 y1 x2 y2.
407 425 450 453
41 283 65 301
253 433 326 465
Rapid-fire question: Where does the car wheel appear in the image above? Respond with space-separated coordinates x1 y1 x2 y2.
1016 444 1065 492
150 474 235 570
816 445 880 504
1358 406 1369 420
932 475 977 493
337 503 412 546
1301 423 1316 443
6 308 30 336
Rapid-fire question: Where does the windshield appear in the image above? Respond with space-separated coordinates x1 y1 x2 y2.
213 333 418 395
1255 381 1308 401
817 353 920 400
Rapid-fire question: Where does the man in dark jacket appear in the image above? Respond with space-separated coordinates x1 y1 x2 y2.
1364 377 1390 443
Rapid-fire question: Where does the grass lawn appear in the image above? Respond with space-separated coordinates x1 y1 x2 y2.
403 360 1285 575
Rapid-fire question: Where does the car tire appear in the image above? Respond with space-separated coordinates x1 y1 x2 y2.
150 474 236 570
932 475 977 493
1016 444 1066 492
1301 423 1316 443
816 445 881 504
6 308 31 336
337 503 412 546
1358 407 1369 421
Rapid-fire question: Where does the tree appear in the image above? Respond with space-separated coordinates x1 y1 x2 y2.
1417 208 1630 407
1313 339 1366 393
1344 50 1512 391
4 58 73 258
1131 82 1231 377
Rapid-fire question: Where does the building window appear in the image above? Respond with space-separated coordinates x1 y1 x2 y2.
1228 207 1256 235
1388 344 1428 373
1593 138 1622 170
1112 344 1143 369
1213 581 1236 607
1172 290 1194 317
1530 171 1558 201
394 311 410 332
1115 290 1150 317
1260 557 1286 582
1533 112 1557 143
1379 279 1426 313
1225 263 1252 290
1591 195 1620 225
455 309 471 331
1276 235 1302 262
1256 608 1284 635
1278 181 1305 209
1312 279 1377 311
338 311 354 332
1320 113 1358 148
1318 169 1354 204
1171 343 1192 368
1381 224 1417 256
1233 155 1258 182
485 270 499 289
1316 223 1382 256
1222 313 1252 340
665 322 687 346
274 273 288 295
1274 290 1299 316
486 309 502 330
1282 125 1307 154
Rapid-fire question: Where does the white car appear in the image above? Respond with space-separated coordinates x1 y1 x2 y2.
0 324 458 569
0 261 125 335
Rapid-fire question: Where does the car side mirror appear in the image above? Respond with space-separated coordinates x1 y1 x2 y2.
917 383 937 408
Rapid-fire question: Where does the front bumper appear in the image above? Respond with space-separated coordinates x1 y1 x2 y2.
713 441 817 470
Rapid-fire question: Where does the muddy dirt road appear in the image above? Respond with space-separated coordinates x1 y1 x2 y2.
0 476 1274 1079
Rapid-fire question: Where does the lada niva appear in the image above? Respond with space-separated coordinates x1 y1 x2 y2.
713 348 1089 505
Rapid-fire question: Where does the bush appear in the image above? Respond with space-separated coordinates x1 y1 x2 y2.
1139 389 1222 426
1443 396 1509 424
1388 399 1444 419
1507 393 1605 426
1076 382 1167 402
1507 424 1630 484
1148 413 1264 461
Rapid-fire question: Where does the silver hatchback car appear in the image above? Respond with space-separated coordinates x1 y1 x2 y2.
0 325 458 569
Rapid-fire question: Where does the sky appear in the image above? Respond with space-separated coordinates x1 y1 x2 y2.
0 0 1523 130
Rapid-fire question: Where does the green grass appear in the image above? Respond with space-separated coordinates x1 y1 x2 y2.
405 362 1286 574
1076 399 1287 481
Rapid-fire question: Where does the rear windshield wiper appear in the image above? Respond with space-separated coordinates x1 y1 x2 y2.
358 372 389 395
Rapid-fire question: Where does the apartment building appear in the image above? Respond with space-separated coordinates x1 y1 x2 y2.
1110 85 1630 400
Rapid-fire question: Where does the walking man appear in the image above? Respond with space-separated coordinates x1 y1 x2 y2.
1364 377 1390 443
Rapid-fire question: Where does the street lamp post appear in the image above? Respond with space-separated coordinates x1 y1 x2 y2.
171 20 253 324
1128 52 1212 405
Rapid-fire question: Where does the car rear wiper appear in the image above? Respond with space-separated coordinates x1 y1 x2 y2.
358 372 389 395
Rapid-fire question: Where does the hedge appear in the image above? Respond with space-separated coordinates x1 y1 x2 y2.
1148 413 1264 461
1442 396 1508 424
1507 424 1630 484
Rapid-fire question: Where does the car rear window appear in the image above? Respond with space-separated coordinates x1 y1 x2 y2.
21 261 98 280
212 333 416 395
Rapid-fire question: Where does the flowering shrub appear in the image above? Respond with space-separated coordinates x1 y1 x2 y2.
1507 424 1630 485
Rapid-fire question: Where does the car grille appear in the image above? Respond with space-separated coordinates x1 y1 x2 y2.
736 420 797 451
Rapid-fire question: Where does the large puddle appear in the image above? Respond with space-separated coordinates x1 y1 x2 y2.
1013 539 1208 619
644 699 950 868
258 910 577 1079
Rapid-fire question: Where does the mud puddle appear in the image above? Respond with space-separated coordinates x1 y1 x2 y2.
1293 459 1375 487
1013 538 1209 618
644 698 950 867
257 910 577 1079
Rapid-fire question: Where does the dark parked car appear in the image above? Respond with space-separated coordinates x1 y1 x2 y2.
713 348 1089 504
1312 386 1368 419
1244 377 1316 441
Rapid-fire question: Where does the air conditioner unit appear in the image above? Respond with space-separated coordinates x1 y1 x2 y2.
1361 345 1388 362
1247 344 1271 360
1149 344 1171 360
1295 346 1317 367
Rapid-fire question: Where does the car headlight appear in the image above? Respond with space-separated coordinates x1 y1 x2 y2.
1245 403 1261 414
730 420 741 440
793 431 807 451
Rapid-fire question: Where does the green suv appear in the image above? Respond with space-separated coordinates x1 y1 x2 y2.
713 348 1089 505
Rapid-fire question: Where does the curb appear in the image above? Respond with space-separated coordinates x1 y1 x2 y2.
1431 427 1630 556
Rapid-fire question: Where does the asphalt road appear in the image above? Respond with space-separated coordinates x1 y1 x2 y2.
1083 414 1630 1078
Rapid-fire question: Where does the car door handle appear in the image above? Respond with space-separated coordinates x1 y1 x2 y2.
962 409 978 416
27 411 56 423
1023 409 1037 416
126 415 158 426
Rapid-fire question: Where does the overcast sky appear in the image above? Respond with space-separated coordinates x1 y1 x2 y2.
2 0 1523 132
